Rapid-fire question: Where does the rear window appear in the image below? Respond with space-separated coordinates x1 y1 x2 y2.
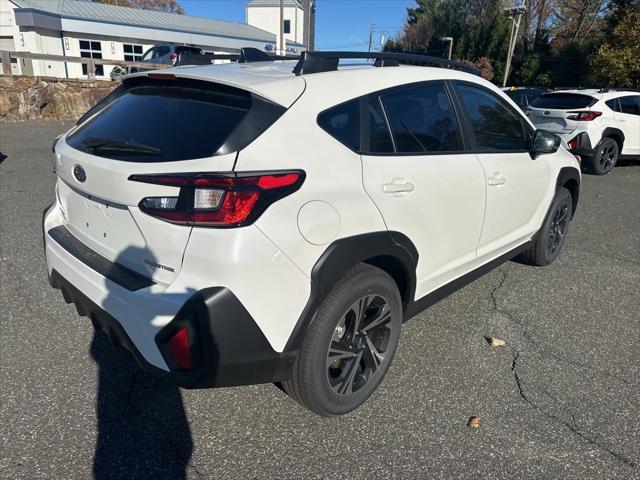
67 83 252 162
530 93 597 110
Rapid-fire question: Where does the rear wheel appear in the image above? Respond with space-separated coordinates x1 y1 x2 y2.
283 264 402 416
518 187 573 266
587 138 619 175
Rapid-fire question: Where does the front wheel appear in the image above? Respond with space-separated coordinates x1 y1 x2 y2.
283 264 402 416
518 187 573 266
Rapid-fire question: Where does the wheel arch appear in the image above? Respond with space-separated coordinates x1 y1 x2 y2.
556 166 580 218
601 127 625 151
283 231 418 353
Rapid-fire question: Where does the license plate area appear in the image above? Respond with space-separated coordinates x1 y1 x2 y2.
58 179 147 264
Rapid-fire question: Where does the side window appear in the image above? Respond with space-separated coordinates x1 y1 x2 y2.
381 82 462 153
317 100 359 151
606 98 621 112
155 46 170 58
456 84 528 151
366 97 394 153
141 47 155 62
619 96 640 116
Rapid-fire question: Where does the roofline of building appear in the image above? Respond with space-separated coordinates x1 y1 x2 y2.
13 6 306 48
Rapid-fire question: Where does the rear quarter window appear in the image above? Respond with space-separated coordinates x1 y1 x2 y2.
531 93 597 110
317 100 359 151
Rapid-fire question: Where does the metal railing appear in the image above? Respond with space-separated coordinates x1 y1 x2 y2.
0 50 169 79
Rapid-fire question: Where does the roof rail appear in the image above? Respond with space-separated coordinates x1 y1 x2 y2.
291 51 480 76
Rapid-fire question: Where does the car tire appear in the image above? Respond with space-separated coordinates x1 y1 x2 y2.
282 264 402 416
518 187 573 266
586 137 619 175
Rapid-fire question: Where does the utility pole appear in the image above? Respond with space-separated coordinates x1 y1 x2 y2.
502 1 526 87
368 24 375 52
441 36 453 60
279 0 284 56
305 0 315 52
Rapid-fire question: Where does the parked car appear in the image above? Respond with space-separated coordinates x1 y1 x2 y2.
526 89 640 174
503 86 549 110
129 44 211 73
44 51 580 416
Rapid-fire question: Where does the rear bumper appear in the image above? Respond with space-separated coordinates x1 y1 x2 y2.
565 132 594 157
44 204 296 388
49 269 295 388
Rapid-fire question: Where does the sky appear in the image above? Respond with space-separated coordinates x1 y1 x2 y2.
179 0 415 51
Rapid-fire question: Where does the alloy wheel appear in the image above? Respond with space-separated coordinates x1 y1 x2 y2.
599 142 618 172
326 294 396 396
546 200 570 258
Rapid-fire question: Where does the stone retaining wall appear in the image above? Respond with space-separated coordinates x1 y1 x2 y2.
0 75 117 122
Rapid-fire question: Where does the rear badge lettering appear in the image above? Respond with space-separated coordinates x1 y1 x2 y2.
144 259 175 273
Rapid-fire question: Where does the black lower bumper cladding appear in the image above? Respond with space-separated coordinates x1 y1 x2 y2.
49 270 296 389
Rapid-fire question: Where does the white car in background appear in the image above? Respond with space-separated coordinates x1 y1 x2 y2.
526 89 640 174
43 51 581 416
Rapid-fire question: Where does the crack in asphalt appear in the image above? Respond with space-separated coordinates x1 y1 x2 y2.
490 270 632 386
126 371 208 478
489 270 637 469
510 351 636 468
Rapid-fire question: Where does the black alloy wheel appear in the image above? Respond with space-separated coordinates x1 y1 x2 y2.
326 294 394 396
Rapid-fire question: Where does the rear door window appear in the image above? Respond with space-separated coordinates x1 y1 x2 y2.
317 100 359 151
67 82 252 162
380 82 462 153
455 84 528 152
619 95 640 116
530 93 597 109
366 97 394 153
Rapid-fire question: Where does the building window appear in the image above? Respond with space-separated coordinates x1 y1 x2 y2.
123 44 144 62
79 40 103 77
284 19 291 34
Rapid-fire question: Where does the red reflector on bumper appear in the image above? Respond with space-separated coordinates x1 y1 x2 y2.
168 327 192 371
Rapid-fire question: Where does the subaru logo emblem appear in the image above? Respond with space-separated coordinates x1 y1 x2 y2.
73 164 86 182
543 111 551 116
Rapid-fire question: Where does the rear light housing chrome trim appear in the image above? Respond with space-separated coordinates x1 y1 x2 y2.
129 170 305 228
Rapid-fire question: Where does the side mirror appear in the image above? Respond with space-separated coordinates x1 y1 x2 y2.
531 130 561 157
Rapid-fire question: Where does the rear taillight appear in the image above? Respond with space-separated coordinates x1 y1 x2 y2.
169 53 178 64
568 136 579 149
567 111 602 121
168 327 192 371
130 171 305 227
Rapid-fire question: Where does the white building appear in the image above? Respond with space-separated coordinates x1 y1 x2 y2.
0 0 306 78
246 0 314 54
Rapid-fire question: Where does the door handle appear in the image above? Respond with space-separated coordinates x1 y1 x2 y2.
382 180 415 195
487 173 506 186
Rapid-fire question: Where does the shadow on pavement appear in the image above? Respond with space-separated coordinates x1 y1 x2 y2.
91 246 193 480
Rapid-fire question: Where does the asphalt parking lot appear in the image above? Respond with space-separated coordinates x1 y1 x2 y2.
1 121 639 480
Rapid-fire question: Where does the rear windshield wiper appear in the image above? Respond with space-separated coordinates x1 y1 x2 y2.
81 137 161 156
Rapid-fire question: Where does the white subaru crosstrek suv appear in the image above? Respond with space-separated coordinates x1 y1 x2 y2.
44 50 581 416
526 89 640 175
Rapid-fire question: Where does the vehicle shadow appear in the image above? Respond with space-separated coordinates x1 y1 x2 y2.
91 246 196 480
0 152 7 164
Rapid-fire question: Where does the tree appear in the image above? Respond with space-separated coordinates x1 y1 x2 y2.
95 0 185 14
590 3 640 87
385 0 511 78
